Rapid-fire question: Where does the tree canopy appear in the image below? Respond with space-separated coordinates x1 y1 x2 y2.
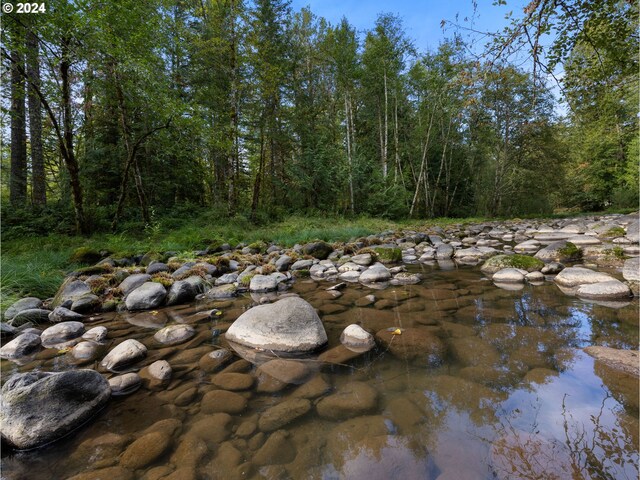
2 0 637 235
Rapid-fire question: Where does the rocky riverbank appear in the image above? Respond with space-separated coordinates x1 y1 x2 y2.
1 213 638 463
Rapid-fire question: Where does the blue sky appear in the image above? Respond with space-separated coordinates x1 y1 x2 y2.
289 0 529 55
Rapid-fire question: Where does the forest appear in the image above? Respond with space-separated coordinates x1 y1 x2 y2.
2 0 638 238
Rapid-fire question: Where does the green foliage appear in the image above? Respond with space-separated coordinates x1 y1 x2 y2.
558 242 581 260
371 247 402 263
603 227 625 238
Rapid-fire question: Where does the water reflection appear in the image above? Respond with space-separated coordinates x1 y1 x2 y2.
0 265 637 480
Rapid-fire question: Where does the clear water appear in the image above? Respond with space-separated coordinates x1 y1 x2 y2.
1 264 638 480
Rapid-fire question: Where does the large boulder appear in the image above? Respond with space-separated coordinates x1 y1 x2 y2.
4 297 43 321
125 282 166 311
52 279 92 308
534 241 581 263
0 370 110 449
226 297 327 354
553 267 616 288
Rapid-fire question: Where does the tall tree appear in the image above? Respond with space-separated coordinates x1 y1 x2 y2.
9 29 27 205
26 29 46 205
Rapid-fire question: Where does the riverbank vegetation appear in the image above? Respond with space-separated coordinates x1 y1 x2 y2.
2 0 637 236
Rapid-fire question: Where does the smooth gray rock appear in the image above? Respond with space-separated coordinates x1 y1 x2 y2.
146 262 169 275
275 255 293 271
576 280 632 300
435 243 454 260
40 321 85 347
493 268 527 283
250 274 279 292
554 267 616 288
534 241 580 262
52 279 92 308
302 241 333 260
626 219 639 243
82 326 108 342
10 308 51 327
184 275 208 294
153 324 196 345
525 271 545 282
4 298 43 321
291 259 314 271
622 257 639 282
351 253 373 266
70 294 101 313
0 370 110 449
165 280 196 306
118 274 151 296
215 272 239 286
541 262 564 274
340 324 375 350
125 282 166 311
202 284 237 299
359 263 391 283
109 373 142 396
100 339 147 371
0 333 41 359
48 307 84 323
226 297 327 354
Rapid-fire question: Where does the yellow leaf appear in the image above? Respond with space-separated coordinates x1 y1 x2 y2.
392 329 402 335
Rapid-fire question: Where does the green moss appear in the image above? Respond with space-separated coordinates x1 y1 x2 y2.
372 247 402 263
558 242 581 260
87 274 116 295
151 272 174 288
73 264 113 276
605 246 627 260
247 241 267 253
141 251 164 266
481 254 544 273
240 272 256 286
603 226 626 237
293 269 310 278
69 247 102 265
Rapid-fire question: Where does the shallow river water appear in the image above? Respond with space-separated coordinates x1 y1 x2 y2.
1 263 638 480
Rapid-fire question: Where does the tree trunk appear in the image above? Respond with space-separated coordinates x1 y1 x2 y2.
61 36 88 234
345 95 354 215
26 30 45 205
251 126 265 218
382 68 388 178
10 45 27 205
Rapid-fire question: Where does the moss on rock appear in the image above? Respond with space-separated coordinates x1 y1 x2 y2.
70 247 102 265
557 242 581 261
371 247 402 263
481 254 544 274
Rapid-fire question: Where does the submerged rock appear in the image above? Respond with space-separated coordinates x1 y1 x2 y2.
584 346 639 377
0 370 110 449
226 296 327 354
100 339 147 371
340 324 375 350
316 381 378 420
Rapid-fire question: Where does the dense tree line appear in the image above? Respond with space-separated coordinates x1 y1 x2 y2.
2 0 637 234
